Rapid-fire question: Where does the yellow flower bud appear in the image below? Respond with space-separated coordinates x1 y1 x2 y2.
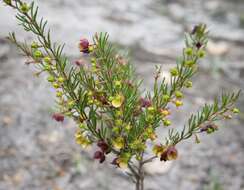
170 68 179 76
198 50 205 58
163 119 171 127
185 48 193 56
47 76 55 82
43 56 52 64
57 77 65 83
115 119 123 126
174 100 183 107
232 108 240 114
56 91 63 97
175 91 183 99
112 137 125 150
184 80 193 88
160 109 170 117
53 82 60 89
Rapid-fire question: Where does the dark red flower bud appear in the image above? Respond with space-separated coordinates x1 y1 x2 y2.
52 113 64 122
140 97 152 108
196 42 202 49
93 151 103 159
75 60 84 67
93 151 106 163
160 151 168 161
97 140 109 153
79 38 89 53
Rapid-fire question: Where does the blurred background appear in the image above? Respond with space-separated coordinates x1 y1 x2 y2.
0 0 244 190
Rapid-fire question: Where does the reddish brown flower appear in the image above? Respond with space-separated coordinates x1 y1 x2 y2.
93 151 106 163
52 113 64 122
97 140 109 153
140 97 152 108
166 146 178 160
79 38 89 53
160 146 178 161
75 60 84 67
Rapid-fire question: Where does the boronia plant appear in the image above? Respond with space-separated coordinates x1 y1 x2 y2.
2 0 241 190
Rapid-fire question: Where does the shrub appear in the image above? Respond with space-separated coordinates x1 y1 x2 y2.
2 1 240 190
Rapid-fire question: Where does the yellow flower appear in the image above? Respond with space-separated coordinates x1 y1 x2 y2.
152 145 166 157
149 132 157 141
75 131 91 148
174 100 183 107
117 158 128 169
112 137 125 150
111 94 124 108
160 109 170 117
57 77 65 83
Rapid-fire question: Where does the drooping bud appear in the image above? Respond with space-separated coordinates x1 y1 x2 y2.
52 113 64 122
